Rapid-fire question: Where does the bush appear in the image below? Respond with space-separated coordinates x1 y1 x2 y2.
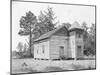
59 56 67 60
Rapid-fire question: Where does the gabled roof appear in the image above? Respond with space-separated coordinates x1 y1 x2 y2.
33 25 68 42
69 21 83 30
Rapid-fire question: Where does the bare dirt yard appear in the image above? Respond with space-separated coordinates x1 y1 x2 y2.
11 58 96 74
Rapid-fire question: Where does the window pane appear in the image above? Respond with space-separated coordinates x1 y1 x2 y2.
42 45 45 53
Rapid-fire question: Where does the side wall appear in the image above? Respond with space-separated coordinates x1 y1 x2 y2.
33 40 50 59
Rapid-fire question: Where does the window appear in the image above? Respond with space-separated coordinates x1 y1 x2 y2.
77 46 82 57
59 46 64 57
77 46 81 49
42 45 45 54
77 34 81 38
37 46 39 54
60 46 64 49
37 49 38 54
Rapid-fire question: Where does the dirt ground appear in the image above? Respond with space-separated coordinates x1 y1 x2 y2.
11 58 96 74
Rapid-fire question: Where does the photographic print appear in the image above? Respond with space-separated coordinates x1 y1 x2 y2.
11 0 96 74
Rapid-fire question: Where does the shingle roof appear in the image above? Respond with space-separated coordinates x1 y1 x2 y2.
33 22 83 42
33 25 67 42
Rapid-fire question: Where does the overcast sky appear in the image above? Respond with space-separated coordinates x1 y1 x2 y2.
12 1 95 51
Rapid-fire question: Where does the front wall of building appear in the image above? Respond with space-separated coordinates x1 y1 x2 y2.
34 40 50 59
49 36 71 59
69 30 84 59
76 36 84 58
69 33 76 58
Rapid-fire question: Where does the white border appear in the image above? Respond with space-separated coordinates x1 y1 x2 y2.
0 0 100 75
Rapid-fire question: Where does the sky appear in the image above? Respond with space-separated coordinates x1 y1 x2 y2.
12 1 95 51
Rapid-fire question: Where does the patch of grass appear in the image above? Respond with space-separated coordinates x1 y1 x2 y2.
44 66 64 72
71 64 85 70
12 59 96 73
12 67 38 74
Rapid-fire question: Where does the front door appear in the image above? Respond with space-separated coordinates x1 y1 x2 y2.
59 46 64 58
77 46 82 58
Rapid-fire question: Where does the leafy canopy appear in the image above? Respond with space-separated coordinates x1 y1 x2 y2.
18 11 37 36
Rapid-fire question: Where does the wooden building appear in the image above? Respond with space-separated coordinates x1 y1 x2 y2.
32 21 84 60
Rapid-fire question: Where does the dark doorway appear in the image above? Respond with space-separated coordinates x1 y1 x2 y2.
77 46 82 58
59 46 64 58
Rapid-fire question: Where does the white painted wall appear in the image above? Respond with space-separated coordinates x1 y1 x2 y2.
50 36 68 59
70 33 84 59
70 35 76 58
34 41 50 59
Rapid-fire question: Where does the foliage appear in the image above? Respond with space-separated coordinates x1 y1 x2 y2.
89 24 95 40
18 8 58 57
16 42 23 52
18 7 58 40
82 22 96 56
62 22 71 29
82 22 88 31
18 11 37 36
23 43 28 52
36 7 58 37
16 42 24 57
88 24 96 55
18 11 37 57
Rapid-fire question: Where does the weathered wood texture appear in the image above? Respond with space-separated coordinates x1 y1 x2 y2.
33 26 84 60
69 30 84 59
33 40 50 59
49 36 71 59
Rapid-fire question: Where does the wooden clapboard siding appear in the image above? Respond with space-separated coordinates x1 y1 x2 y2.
69 34 76 58
76 38 84 58
49 35 69 59
34 40 50 59
48 27 69 59
33 23 84 60
49 38 60 59
69 30 84 59
66 38 72 58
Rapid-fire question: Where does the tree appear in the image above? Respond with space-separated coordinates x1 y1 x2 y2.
82 22 89 40
17 42 23 52
18 11 37 57
82 22 96 56
89 24 95 40
18 8 58 57
62 22 71 29
88 24 96 55
37 7 58 37
23 43 28 52
82 22 88 31
81 22 90 55
18 11 37 36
